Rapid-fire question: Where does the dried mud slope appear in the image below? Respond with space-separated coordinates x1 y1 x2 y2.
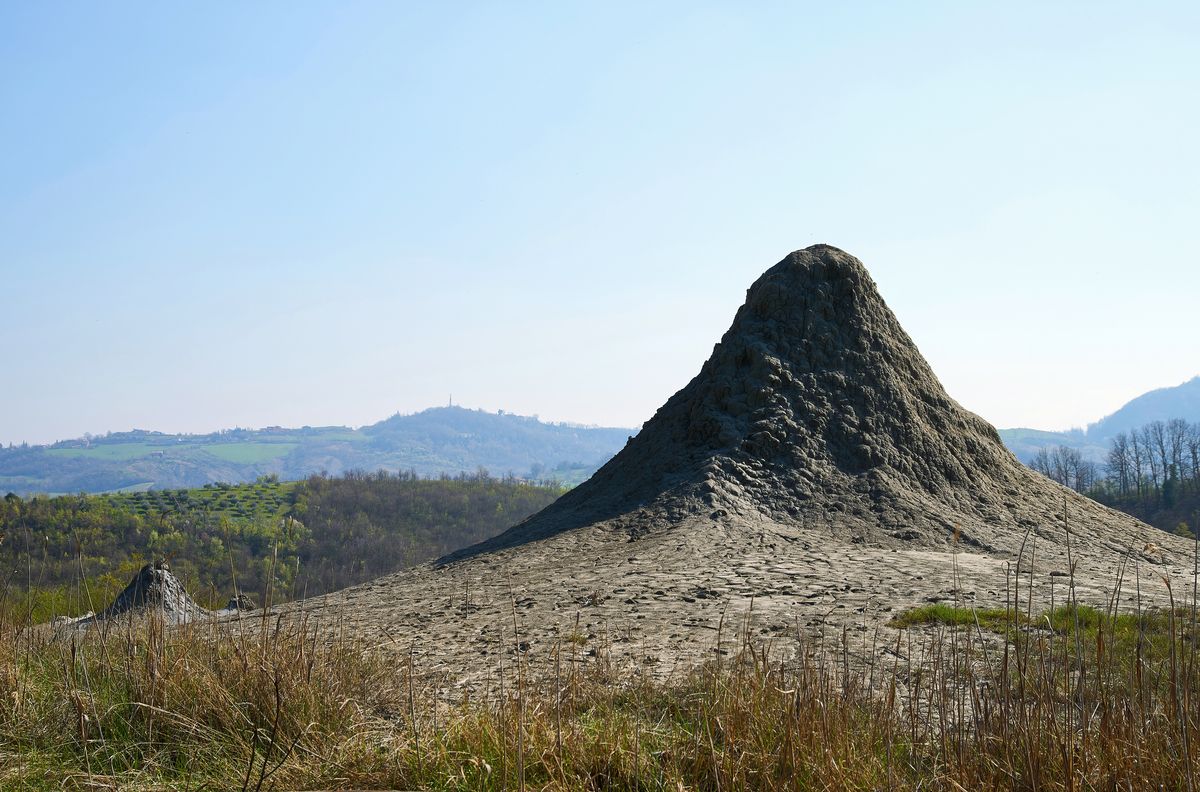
292 246 1192 682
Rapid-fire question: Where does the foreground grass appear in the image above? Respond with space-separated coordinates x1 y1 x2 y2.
2 615 903 790
4 588 1200 791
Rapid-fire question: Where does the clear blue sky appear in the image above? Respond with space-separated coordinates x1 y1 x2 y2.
2 2 1197 445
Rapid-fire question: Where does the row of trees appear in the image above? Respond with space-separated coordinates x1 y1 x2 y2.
291 470 566 594
1028 419 1200 532
1 471 566 621
1028 446 1101 494
1104 419 1200 505
0 487 305 619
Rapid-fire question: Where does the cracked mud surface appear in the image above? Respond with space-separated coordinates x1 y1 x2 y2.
292 508 1191 687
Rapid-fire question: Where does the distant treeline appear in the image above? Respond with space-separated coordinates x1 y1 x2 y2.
0 471 566 621
291 470 564 595
1028 419 1200 535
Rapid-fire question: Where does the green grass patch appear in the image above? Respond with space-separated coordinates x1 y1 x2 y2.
891 601 1198 675
890 602 1018 632
1042 603 1196 670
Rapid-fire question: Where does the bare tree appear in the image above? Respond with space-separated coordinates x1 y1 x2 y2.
1189 422 1200 488
1031 448 1053 480
1036 445 1093 493
1168 418 1189 483
1077 459 1098 493
1130 429 1147 500
1057 446 1077 488
1107 432 1132 496
1141 425 1162 493
1151 421 1171 483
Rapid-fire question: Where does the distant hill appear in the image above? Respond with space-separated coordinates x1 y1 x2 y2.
1086 376 1200 441
999 375 1200 463
0 406 636 494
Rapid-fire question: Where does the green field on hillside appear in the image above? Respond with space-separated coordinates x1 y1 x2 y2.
202 442 299 463
45 442 163 460
47 440 303 465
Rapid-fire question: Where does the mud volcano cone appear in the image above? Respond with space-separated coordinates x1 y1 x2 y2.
98 560 208 624
311 244 1184 683
449 244 1152 558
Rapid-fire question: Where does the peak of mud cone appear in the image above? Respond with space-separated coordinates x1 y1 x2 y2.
443 245 1150 559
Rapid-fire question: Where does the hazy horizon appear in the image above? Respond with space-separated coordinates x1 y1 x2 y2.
7 401 640 446
7 372 1200 449
4 3 1198 446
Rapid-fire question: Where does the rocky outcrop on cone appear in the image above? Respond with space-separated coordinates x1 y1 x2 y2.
447 245 1151 559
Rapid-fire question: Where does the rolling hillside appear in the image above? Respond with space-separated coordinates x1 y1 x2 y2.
7 377 1196 493
0 406 635 494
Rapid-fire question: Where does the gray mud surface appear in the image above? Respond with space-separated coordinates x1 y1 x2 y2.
282 246 1194 684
